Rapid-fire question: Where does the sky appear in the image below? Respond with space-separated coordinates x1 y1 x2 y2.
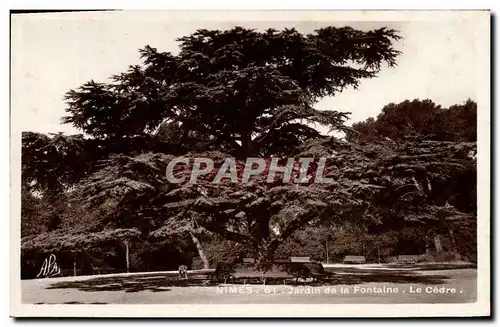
11 11 482 135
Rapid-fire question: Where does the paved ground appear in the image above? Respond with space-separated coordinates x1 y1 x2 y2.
22 265 477 304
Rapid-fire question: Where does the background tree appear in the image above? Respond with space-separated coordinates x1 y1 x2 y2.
348 98 477 143
345 99 477 260
275 224 340 262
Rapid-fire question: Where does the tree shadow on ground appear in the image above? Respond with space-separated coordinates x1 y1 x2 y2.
44 269 452 293
314 269 449 286
392 264 476 270
46 275 212 293
228 269 449 286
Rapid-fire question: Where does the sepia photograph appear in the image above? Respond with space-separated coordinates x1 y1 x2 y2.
9 10 490 317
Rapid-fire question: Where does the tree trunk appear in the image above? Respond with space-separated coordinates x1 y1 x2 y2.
73 252 77 277
434 234 443 253
377 245 380 264
449 229 460 260
325 239 329 264
190 232 210 269
123 239 130 273
449 229 456 252
241 133 252 157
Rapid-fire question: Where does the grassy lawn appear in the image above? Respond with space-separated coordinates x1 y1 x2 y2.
22 266 477 304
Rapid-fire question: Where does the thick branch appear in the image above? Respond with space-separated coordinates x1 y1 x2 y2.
267 206 333 256
199 219 253 245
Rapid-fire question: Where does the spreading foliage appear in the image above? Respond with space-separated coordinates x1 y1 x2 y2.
63 26 401 156
68 133 476 263
21 228 141 253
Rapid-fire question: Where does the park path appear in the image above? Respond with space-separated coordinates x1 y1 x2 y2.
22 268 477 304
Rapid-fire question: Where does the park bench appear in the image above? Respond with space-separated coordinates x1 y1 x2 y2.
236 263 292 285
387 256 399 263
212 261 333 284
397 255 420 264
212 262 237 283
242 258 255 264
281 261 334 282
343 255 366 264
306 262 334 282
290 256 311 263
212 262 288 284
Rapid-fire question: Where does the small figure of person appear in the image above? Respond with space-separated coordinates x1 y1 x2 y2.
178 265 188 280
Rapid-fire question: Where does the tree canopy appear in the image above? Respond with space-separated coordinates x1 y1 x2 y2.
63 26 401 156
